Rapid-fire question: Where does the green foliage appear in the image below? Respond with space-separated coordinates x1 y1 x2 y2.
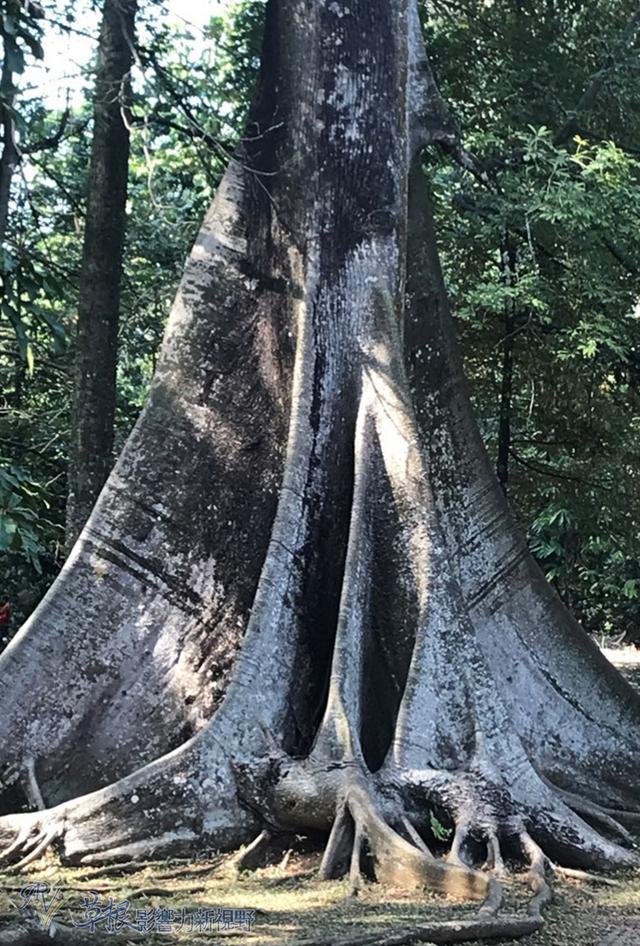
0 1 44 79
1 247 67 374
0 463 54 571
0 0 59 366
429 810 453 842
0 460 62 630
427 0 640 639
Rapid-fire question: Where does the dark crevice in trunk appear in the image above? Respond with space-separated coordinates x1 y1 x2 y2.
284 534 352 758
282 371 358 758
0 782 29 818
360 444 420 773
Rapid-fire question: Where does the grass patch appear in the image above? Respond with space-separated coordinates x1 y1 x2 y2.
1 852 639 944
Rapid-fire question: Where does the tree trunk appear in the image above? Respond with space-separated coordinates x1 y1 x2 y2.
496 238 516 492
0 19 20 246
65 0 138 548
0 1 639 939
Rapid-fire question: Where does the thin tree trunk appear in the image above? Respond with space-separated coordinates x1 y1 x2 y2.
0 22 20 246
496 237 517 492
66 0 138 548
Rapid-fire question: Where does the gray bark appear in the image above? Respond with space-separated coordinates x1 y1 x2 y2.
0 20 19 247
496 238 516 492
66 0 138 547
0 2 638 938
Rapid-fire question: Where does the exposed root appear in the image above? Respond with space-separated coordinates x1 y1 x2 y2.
74 857 223 880
0 812 62 873
551 785 636 846
478 875 503 918
229 829 272 872
12 826 60 872
550 864 623 886
0 820 33 866
0 692 632 946
598 807 640 827
24 759 45 811
0 916 141 946
349 820 364 895
404 763 639 873
520 831 552 919
0 735 258 871
447 823 469 867
278 847 293 871
1 756 631 946
484 830 506 876
301 778 545 943
319 804 352 881
400 815 432 856
347 784 490 899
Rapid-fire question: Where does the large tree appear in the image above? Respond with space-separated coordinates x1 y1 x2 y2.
0 0 639 940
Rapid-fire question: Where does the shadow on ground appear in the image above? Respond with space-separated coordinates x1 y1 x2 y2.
1 849 639 946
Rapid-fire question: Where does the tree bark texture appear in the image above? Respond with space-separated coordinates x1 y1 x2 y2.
0 2 638 940
0 19 19 247
66 0 138 547
496 237 516 492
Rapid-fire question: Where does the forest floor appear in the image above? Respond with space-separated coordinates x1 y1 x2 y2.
0 850 639 946
1 645 638 945
601 644 640 671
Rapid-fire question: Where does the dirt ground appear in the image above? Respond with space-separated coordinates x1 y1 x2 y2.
1 850 639 946
1 649 638 944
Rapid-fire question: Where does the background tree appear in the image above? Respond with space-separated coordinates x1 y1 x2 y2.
0 0 44 243
65 0 138 546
